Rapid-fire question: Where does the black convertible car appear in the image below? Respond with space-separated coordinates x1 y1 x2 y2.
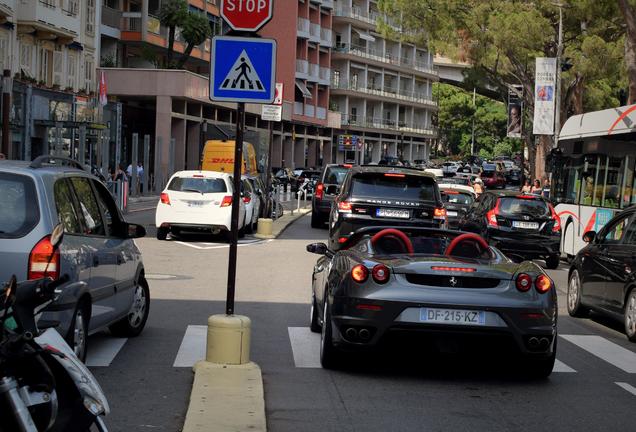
308 226 558 377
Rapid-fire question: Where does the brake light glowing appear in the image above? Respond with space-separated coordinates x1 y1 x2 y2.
535 274 552 293
338 201 352 212
550 205 561 232
338 237 349 244
431 266 476 273
242 196 251 204
444 190 459 194
516 273 532 292
315 183 324 200
356 304 383 311
28 236 60 280
434 208 447 219
343 164 353 168
487 198 501 227
351 264 369 283
516 195 536 199
372 264 390 283
193 174 204 178
384 173 405 178
160 193 171 205
220 196 233 207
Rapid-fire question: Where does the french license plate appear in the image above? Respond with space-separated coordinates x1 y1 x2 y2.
420 308 486 325
447 211 458 217
187 201 205 208
376 208 410 219
512 221 539 229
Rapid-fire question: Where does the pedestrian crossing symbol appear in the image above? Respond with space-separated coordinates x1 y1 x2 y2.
220 50 265 92
210 36 277 103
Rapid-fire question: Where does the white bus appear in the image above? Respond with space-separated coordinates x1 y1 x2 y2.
551 104 636 258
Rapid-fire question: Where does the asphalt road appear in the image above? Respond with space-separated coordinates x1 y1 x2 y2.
90 206 636 432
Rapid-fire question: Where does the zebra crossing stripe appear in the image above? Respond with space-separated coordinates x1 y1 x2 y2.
86 336 128 367
560 335 636 373
553 359 576 373
173 325 207 367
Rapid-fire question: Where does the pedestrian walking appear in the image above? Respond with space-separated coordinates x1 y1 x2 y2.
473 177 484 196
137 162 144 194
542 178 551 199
531 179 542 195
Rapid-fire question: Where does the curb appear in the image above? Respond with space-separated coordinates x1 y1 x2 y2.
254 208 311 239
182 361 266 432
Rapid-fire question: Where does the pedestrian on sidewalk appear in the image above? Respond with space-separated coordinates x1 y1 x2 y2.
531 179 542 195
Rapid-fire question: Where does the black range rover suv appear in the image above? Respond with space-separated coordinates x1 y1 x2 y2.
328 166 446 250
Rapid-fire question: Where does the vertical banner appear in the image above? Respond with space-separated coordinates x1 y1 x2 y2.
533 57 557 135
507 85 523 138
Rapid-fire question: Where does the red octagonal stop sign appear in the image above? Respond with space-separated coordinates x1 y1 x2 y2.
221 0 274 32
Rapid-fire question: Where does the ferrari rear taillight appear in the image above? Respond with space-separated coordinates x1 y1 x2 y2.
516 273 532 292
487 198 501 228
220 196 233 207
160 193 171 205
535 274 552 293
351 264 369 283
315 182 324 200
338 201 352 212
550 205 561 232
371 264 390 284
28 236 60 280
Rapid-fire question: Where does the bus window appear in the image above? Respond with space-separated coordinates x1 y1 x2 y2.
601 157 622 209
553 157 582 205
621 156 634 208
580 156 597 206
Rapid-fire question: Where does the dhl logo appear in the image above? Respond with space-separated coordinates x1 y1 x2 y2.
207 158 235 163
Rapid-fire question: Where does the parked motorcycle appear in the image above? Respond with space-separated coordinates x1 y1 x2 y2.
0 224 109 432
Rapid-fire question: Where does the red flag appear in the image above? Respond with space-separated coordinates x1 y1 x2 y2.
99 71 107 106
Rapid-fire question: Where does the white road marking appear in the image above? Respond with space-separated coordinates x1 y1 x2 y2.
615 382 636 396
86 336 128 367
560 334 636 373
174 239 272 250
553 359 576 373
145 273 178 280
288 327 321 368
173 325 207 367
287 327 579 372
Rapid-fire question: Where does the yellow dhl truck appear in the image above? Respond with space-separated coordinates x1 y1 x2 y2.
201 140 258 176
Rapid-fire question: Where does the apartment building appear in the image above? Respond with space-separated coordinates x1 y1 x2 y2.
330 0 437 163
261 0 335 169
0 0 103 160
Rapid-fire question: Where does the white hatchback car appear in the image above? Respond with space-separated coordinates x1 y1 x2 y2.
155 171 246 240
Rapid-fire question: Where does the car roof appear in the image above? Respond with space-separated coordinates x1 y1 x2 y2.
439 184 476 195
487 190 547 199
352 165 436 178
174 170 230 178
0 159 90 178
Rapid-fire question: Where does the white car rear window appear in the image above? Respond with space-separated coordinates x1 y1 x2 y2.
168 177 227 194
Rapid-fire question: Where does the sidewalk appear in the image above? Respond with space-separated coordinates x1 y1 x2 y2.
126 195 159 213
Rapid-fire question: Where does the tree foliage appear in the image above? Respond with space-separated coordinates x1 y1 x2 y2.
159 0 188 67
379 0 627 178
176 13 212 69
435 83 519 159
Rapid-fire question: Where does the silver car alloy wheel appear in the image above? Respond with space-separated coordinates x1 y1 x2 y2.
627 292 636 338
128 283 147 328
568 272 580 312
73 310 86 359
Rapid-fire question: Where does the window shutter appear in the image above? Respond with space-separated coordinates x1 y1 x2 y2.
53 51 63 86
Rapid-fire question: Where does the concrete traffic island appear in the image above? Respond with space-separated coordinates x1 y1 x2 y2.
255 208 311 239
182 315 266 432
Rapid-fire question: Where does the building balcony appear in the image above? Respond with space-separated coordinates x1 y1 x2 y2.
333 6 400 30
101 5 121 28
18 0 81 40
296 59 308 79
332 43 438 79
294 101 303 116
320 27 332 47
305 104 315 118
307 63 319 82
316 106 327 120
297 17 309 39
330 79 437 108
321 0 334 10
318 66 330 85
339 113 437 137
309 22 321 43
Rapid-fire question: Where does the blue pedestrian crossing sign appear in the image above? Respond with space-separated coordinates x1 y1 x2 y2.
210 36 277 103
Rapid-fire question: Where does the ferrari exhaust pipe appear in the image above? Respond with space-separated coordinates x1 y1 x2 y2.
528 337 540 349
358 328 371 341
345 328 358 341
539 337 550 350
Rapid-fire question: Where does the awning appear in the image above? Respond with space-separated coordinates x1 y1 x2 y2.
295 80 312 99
353 29 375 42
67 41 83 51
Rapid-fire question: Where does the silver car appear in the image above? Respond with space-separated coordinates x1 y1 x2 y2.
0 157 150 361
